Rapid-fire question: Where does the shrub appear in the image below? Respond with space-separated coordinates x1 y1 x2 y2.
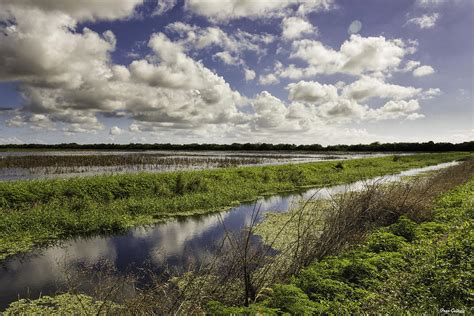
300 276 355 302
340 260 377 286
390 216 417 241
367 231 407 253
206 301 279 315
3 294 122 315
267 284 317 315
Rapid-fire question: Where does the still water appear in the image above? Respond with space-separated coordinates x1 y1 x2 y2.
0 151 393 181
0 161 457 309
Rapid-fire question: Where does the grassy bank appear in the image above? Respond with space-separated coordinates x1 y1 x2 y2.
0 152 470 260
238 177 473 314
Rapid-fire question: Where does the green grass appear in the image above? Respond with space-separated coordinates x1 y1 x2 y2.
3 293 122 315
0 152 471 260
246 176 474 314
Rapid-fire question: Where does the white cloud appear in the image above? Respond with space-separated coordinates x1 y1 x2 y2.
401 60 421 72
281 17 317 40
213 51 242 65
259 73 280 85
342 77 421 101
0 0 143 22
252 91 289 129
406 113 425 120
6 115 25 127
184 0 334 22
0 4 249 134
416 0 447 7
109 126 123 135
255 79 427 129
379 99 420 113
413 65 435 77
270 35 414 80
153 0 177 15
0 136 25 144
407 13 440 29
165 22 275 63
287 81 338 103
244 68 256 81
0 0 442 142
129 123 141 132
0 11 116 83
421 88 442 99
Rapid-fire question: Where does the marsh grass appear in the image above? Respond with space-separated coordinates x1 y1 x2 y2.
0 152 470 261
0 152 347 180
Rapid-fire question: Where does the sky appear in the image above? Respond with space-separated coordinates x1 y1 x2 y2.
0 0 472 145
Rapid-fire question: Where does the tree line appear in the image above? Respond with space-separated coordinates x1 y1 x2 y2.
0 141 472 152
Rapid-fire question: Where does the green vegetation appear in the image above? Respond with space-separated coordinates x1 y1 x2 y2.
0 152 470 260
3 293 122 315
241 177 474 314
1 140 473 152
3 159 472 314
0 153 265 169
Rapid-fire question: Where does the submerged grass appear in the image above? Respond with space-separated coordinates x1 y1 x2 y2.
0 152 470 260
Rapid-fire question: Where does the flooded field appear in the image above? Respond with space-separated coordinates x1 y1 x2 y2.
0 151 393 181
0 161 457 309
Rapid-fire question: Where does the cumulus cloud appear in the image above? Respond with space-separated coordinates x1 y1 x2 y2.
379 99 420 113
153 0 177 15
0 3 250 134
0 2 127 132
407 13 440 29
0 0 143 22
406 113 425 120
401 60 421 72
287 81 338 103
342 77 421 101
293 78 430 123
413 65 435 77
0 0 441 142
254 78 427 130
184 0 333 22
0 10 116 82
165 22 275 53
266 35 415 80
213 51 242 65
5 115 25 128
109 126 123 135
165 22 274 66
416 0 447 7
421 88 441 99
0 136 25 145
244 68 256 81
259 73 280 85
281 17 317 40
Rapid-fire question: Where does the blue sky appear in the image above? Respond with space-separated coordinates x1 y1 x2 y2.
0 0 472 145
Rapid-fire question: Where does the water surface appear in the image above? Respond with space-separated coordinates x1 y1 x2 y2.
0 151 395 181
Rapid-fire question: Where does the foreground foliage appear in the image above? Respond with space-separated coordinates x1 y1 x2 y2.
0 152 468 260
245 177 473 314
3 293 122 315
